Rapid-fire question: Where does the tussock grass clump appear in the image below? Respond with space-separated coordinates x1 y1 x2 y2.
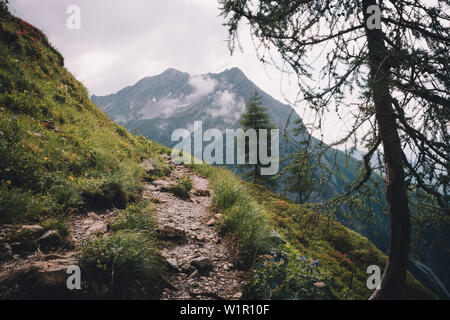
220 203 274 268
212 180 243 211
168 176 192 198
199 170 277 269
109 201 154 234
80 201 163 298
148 159 172 179
79 230 163 299
41 216 71 240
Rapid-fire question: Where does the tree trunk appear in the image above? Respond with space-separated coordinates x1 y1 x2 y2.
362 0 411 300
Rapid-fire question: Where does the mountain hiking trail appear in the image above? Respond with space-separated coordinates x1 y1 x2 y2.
0 156 244 299
143 156 245 300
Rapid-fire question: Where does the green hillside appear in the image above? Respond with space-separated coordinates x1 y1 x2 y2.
0 10 169 298
0 12 168 224
189 163 436 299
0 10 436 299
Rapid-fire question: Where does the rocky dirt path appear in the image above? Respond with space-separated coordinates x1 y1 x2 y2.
0 157 245 300
143 158 245 300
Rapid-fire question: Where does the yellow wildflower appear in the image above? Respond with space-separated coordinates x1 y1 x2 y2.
69 176 74 182
7 180 11 185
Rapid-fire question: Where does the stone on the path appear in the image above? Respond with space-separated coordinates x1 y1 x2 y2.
153 179 171 187
36 230 74 252
232 292 243 299
193 189 211 197
0 257 79 298
191 257 213 271
206 219 216 226
167 258 179 270
87 212 99 219
188 269 199 279
20 225 45 235
36 230 60 248
141 158 155 173
156 225 187 242
86 220 107 235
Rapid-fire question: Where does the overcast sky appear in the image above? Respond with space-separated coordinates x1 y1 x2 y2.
9 0 294 96
8 0 349 144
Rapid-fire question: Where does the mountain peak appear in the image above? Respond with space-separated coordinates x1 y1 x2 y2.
160 68 185 76
222 67 245 77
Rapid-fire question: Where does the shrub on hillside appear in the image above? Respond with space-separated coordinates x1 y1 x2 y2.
245 248 338 299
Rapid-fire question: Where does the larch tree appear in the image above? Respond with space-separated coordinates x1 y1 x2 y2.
285 147 314 204
219 0 449 299
239 90 275 184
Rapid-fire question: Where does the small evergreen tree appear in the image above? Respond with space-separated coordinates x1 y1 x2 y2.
239 90 275 184
285 148 314 204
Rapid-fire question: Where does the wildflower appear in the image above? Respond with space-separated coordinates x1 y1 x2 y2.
69 176 74 182
311 259 320 267
87 153 91 158
6 180 11 185
300 256 306 261
314 282 326 289
43 157 48 161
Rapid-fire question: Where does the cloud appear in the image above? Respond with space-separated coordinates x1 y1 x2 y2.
208 90 245 123
139 74 217 120
188 75 217 100
7 0 294 101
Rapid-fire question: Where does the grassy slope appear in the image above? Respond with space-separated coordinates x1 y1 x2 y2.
0 11 170 298
190 163 436 300
0 12 170 223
